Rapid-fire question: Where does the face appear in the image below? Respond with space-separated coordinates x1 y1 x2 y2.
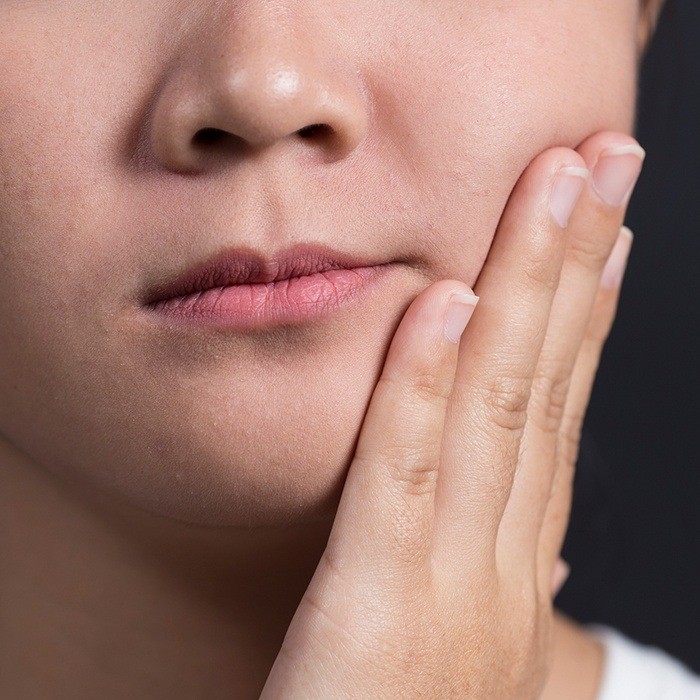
0 1 644 528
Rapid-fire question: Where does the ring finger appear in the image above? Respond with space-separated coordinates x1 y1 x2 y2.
497 132 645 589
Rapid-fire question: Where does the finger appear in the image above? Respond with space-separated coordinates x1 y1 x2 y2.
538 226 633 575
533 137 642 589
323 280 479 580
551 558 571 598
432 147 588 571
497 133 644 583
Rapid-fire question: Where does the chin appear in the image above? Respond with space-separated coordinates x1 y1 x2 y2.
40 374 368 531
131 440 351 530
108 308 392 530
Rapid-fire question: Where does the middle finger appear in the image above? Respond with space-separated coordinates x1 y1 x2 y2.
432 146 588 572
499 132 645 587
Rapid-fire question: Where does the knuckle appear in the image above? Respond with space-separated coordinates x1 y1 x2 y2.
352 449 439 500
385 454 440 497
568 229 615 274
410 365 454 404
531 371 571 435
524 255 561 297
380 363 452 407
479 375 531 434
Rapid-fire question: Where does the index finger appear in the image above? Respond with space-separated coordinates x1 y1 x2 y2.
322 279 478 579
433 147 588 572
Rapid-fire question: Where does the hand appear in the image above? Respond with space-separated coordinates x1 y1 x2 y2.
261 132 642 699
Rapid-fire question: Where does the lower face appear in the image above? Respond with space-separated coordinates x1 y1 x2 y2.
0 1 639 527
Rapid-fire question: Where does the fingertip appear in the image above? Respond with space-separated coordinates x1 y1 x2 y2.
550 166 589 229
619 225 634 243
504 147 589 231
444 291 480 345
551 558 571 597
382 280 478 382
600 226 634 289
525 146 589 192
575 131 645 167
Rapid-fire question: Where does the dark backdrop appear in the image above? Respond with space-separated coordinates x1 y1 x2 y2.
559 0 700 673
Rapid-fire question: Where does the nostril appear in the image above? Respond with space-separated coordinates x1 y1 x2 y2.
193 128 227 146
191 124 335 155
297 123 332 139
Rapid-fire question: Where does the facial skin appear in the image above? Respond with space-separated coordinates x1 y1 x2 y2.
0 0 645 533
0 1 667 697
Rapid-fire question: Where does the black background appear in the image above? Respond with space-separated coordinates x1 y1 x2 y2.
559 0 700 673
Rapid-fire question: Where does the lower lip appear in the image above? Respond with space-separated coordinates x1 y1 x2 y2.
143 264 393 329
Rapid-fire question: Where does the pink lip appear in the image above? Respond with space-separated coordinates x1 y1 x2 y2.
141 244 395 329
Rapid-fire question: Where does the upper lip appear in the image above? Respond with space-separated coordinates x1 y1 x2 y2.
142 243 391 305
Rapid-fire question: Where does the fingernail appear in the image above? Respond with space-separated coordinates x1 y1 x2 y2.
592 144 646 207
600 226 634 289
550 166 589 229
444 293 479 344
551 558 571 597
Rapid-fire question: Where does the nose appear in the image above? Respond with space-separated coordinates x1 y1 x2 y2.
147 6 370 173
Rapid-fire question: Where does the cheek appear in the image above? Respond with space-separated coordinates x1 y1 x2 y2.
0 0 640 528
371 1 638 282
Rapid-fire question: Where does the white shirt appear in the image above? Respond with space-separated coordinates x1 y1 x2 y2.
592 626 700 699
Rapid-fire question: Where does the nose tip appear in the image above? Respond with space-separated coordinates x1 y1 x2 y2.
147 37 369 172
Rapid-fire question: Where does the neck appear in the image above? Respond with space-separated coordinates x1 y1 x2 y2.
1 439 605 699
0 439 333 699
541 611 606 700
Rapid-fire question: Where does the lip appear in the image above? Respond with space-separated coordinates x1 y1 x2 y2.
141 243 396 329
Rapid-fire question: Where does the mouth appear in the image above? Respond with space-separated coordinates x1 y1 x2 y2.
141 243 396 329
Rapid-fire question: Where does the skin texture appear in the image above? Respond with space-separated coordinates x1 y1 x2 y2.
0 0 643 527
0 0 663 697
259 132 642 696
